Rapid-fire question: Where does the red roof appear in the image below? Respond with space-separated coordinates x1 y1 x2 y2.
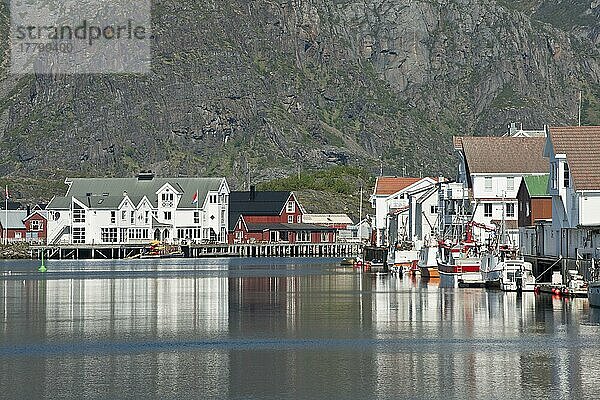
373 177 421 196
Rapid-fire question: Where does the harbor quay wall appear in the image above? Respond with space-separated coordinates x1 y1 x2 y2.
28 242 362 260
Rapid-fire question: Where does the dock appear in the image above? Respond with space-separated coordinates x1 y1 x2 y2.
30 242 362 260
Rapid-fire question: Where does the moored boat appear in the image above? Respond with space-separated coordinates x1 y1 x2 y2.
498 259 536 291
438 241 483 287
418 246 439 278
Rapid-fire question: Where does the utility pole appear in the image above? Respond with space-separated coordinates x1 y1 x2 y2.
578 90 583 126
359 185 363 242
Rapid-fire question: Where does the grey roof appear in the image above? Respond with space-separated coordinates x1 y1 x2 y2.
0 210 27 229
60 177 224 210
74 195 125 209
47 196 71 210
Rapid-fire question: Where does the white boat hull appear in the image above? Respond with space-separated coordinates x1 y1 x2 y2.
439 270 484 287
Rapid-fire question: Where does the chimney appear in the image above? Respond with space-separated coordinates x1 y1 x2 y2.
137 171 155 181
26 205 31 216
250 185 256 201
509 122 517 136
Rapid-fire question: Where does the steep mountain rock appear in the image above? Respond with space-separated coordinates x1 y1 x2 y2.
0 0 598 191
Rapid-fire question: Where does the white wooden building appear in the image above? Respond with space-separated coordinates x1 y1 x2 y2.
543 126 600 260
454 132 548 246
46 172 230 245
371 177 439 247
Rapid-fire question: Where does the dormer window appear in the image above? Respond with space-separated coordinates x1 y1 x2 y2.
287 201 295 213
161 191 174 207
564 163 570 188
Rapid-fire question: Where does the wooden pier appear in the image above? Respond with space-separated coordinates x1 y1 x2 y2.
30 242 362 260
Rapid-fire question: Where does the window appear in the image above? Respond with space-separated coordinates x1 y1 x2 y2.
288 215 294 223
506 203 515 218
551 162 557 190
484 177 492 192
164 211 172 220
72 227 85 244
321 232 329 242
161 191 174 207
270 231 279 242
144 211 149 224
297 215 302 223
14 232 22 239
101 228 118 243
130 211 135 224
430 205 439 214
564 163 570 188
121 210 127 220
286 201 295 213
507 177 514 191
194 211 200 224
30 220 43 231
73 205 85 223
484 203 492 218
297 231 310 242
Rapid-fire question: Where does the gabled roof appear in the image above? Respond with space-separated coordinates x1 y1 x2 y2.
229 191 293 230
455 136 547 174
373 177 421 196
523 175 550 197
0 201 23 210
548 126 600 191
73 195 126 209
23 210 48 221
62 177 224 209
47 196 70 210
0 210 27 229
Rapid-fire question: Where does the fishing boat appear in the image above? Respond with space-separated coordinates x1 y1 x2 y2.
388 246 419 275
418 246 439 278
437 241 483 287
481 245 536 291
497 259 536 291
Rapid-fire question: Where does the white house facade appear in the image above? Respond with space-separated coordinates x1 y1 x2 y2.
371 177 438 247
544 126 600 260
47 173 229 245
454 133 548 246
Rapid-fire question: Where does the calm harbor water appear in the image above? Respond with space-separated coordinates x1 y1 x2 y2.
1 258 600 399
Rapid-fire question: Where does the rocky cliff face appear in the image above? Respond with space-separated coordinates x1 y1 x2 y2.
0 0 598 189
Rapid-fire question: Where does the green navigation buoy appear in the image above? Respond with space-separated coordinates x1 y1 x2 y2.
38 248 47 273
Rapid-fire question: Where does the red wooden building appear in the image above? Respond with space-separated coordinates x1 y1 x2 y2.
517 175 552 227
228 187 336 244
0 210 48 243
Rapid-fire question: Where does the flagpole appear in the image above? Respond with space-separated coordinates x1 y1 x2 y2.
4 185 8 245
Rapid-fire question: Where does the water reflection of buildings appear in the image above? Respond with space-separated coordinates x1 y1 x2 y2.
2 268 600 398
367 276 598 399
1 275 231 398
